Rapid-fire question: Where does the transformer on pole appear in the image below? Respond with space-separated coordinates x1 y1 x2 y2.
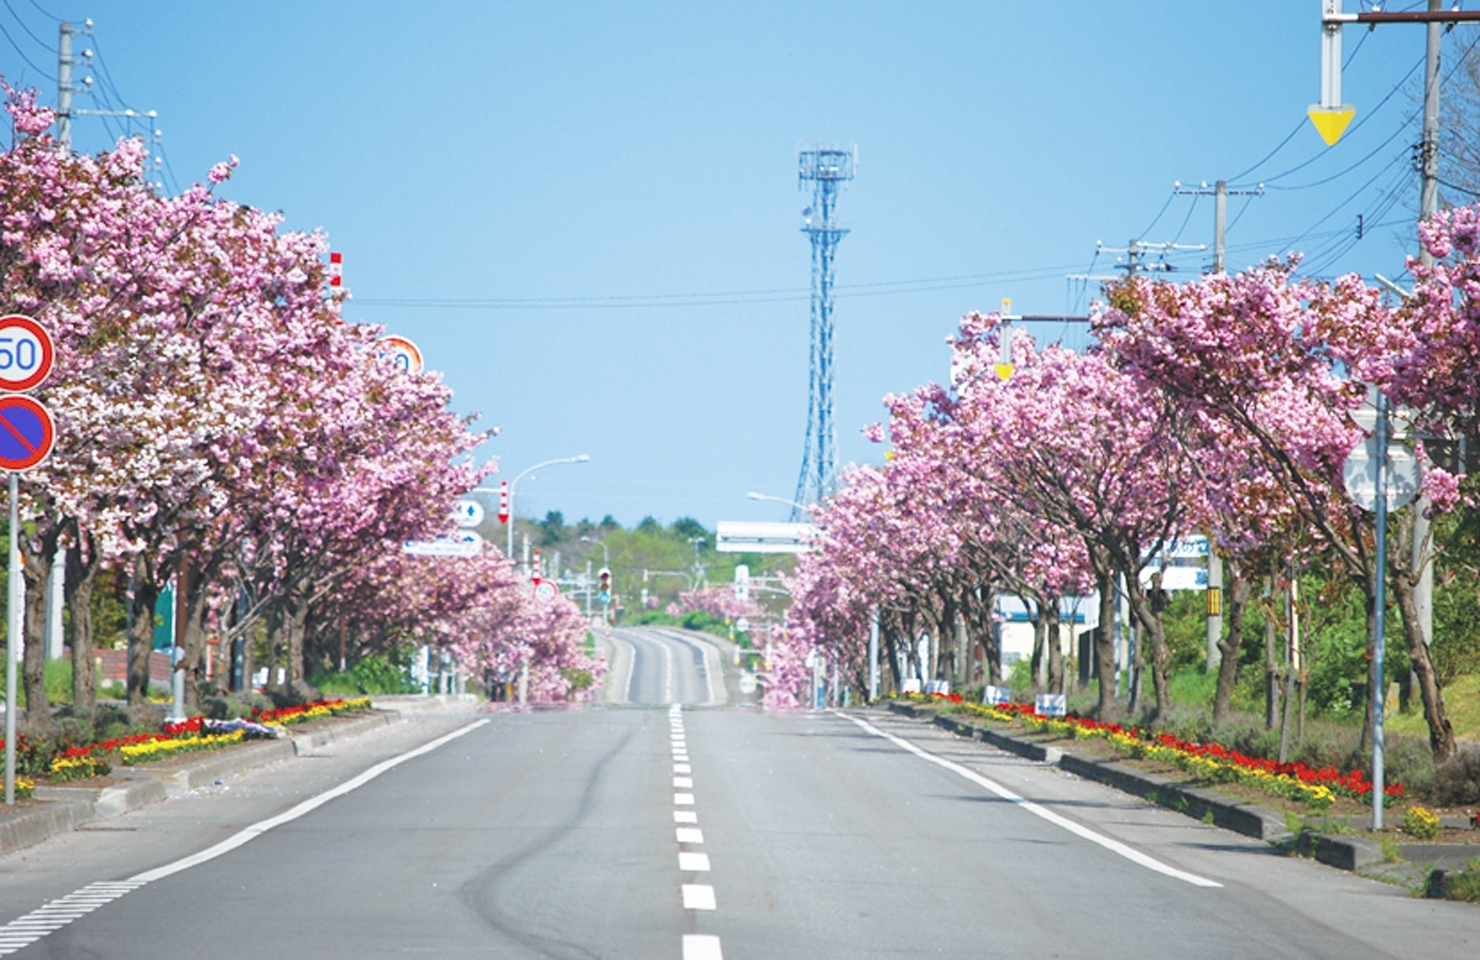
792 144 856 518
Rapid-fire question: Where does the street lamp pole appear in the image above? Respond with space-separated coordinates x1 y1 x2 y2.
475 455 590 565
580 536 608 615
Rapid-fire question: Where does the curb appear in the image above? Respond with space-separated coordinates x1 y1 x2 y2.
0 706 449 857
884 700 1379 873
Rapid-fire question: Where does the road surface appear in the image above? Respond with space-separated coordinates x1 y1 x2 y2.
0 633 1472 959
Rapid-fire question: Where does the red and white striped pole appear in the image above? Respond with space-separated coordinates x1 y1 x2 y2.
327 251 345 316
532 550 542 581
498 480 510 524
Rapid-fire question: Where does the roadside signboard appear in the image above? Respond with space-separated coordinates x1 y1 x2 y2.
715 521 814 554
378 335 424 375
0 315 54 393
0 395 54 471
1035 693 1068 717
533 579 558 601
2 315 54 804
453 499 485 528
403 531 483 557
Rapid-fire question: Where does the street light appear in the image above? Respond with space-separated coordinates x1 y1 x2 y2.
470 454 590 563
579 535 609 567
747 491 806 511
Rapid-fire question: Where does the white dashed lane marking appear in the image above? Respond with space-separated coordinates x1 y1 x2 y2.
683 934 724 960
681 884 717 910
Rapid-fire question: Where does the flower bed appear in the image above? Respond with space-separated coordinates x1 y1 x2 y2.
253 696 373 728
905 694 1404 812
120 729 247 765
13 697 375 783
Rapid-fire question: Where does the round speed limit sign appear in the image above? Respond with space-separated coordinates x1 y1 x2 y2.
0 315 55 392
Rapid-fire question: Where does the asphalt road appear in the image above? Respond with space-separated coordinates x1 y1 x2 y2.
0 641 1474 959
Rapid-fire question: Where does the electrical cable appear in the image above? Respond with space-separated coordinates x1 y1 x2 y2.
1170 194 1199 245
1138 190 1175 239
24 0 60 20
354 264 1090 311
0 16 54 79
2 0 53 51
1264 113 1414 191
1223 19 1375 185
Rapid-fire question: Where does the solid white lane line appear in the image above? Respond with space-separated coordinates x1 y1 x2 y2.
674 810 698 823
676 827 704 843
130 718 490 884
673 777 693 788
663 641 675 704
839 713 1221 888
681 884 717 910
611 632 637 704
683 933 724 960
678 852 711 871
674 792 695 805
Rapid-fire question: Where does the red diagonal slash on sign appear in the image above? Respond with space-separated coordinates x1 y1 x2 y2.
0 394 54 471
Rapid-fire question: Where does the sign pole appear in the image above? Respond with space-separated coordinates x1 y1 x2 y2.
6 472 18 805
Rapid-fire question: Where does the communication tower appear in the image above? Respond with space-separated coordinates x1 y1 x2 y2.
793 144 856 516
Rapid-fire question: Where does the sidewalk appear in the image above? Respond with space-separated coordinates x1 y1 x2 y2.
0 693 481 857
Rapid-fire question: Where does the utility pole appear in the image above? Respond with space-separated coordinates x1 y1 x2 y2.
1173 179 1262 667
57 22 74 150
1097 239 1206 278
1173 180 1265 275
1413 0 1442 659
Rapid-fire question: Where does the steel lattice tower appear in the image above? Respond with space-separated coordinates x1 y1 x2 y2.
792 145 855 517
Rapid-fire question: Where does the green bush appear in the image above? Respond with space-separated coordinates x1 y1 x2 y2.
310 649 417 695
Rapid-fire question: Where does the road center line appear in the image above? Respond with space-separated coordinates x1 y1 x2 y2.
838 712 1221 889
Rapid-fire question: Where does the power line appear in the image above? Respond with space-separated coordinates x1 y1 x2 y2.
25 0 61 20
0 15 53 79
1225 19 1378 185
352 264 1087 311
1 0 52 51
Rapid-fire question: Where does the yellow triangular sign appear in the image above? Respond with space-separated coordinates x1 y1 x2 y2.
993 363 1015 382
1307 105 1356 147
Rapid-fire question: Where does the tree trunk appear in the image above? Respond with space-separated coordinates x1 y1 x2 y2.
181 565 210 708
21 542 51 720
1029 598 1048 693
1389 511 1456 763
264 598 285 695
287 591 309 688
1213 570 1251 724
1124 569 1172 721
65 536 100 711
1264 581 1280 732
1045 599 1065 695
1094 564 1118 719
126 557 160 706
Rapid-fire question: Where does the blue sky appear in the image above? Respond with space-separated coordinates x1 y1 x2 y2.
1 2 1464 529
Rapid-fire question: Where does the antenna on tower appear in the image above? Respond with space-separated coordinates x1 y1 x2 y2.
792 144 856 518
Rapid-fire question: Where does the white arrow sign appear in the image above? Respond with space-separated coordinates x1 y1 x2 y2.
453 499 485 528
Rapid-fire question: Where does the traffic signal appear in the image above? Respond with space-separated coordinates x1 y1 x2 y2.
598 568 612 604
